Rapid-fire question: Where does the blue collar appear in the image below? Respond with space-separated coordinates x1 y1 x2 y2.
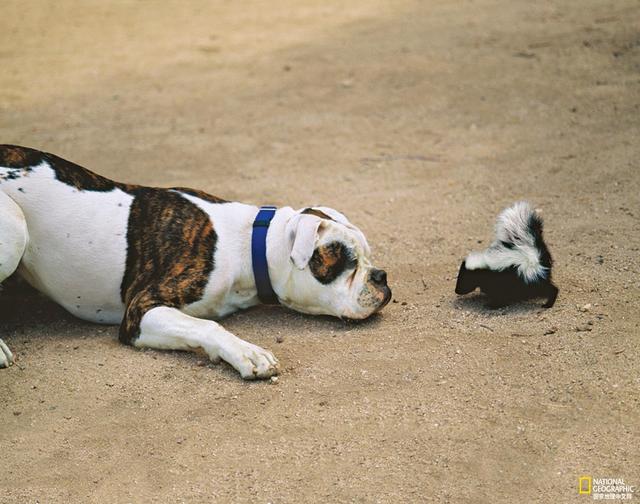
251 206 280 304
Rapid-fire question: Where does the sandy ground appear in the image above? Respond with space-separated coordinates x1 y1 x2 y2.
1 1 639 502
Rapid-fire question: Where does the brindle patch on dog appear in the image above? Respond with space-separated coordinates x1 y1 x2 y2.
46 152 134 192
0 145 37 182
0 144 136 192
119 188 218 343
0 145 43 169
309 241 356 284
301 208 335 221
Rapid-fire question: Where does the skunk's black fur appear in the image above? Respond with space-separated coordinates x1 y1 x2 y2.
455 201 558 308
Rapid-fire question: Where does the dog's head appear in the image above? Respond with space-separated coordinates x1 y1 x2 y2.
276 207 391 320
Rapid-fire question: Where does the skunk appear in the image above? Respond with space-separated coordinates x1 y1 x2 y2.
455 201 559 308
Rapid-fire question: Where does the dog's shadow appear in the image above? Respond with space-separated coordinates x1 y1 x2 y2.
0 275 77 329
222 303 388 335
0 274 385 346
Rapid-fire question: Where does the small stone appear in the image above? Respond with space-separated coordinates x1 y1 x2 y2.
595 255 604 264
270 376 279 384
579 303 592 312
575 325 593 332
544 326 558 335
275 335 284 344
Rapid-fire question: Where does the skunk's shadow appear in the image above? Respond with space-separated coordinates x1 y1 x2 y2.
452 292 546 315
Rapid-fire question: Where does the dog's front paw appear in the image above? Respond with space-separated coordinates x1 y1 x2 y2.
221 340 279 380
0 339 14 368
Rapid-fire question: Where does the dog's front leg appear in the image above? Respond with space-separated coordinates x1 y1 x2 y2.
133 306 279 380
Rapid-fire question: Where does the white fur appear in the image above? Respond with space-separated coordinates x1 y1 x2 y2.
1 161 131 323
465 201 547 282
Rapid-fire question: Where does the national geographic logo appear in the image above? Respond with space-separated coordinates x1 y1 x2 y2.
579 475 635 500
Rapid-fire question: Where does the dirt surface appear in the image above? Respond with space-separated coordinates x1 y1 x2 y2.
1 1 639 502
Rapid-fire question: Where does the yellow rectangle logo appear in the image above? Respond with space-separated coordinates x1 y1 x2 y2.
579 476 592 495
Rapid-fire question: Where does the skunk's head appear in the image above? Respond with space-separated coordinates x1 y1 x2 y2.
455 261 479 295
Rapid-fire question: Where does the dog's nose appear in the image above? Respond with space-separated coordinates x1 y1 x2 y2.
370 269 387 287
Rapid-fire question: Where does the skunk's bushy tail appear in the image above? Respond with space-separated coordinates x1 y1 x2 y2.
465 201 552 283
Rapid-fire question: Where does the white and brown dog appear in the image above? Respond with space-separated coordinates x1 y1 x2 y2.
0 145 391 379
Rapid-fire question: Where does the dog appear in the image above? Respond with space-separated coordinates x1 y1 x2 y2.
0 145 391 379
455 201 558 308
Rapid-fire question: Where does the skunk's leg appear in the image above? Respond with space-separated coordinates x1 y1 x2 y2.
542 283 559 308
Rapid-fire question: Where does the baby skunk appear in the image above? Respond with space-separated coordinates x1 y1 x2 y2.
455 201 558 308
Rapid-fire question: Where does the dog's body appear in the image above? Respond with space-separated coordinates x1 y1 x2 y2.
0 146 391 378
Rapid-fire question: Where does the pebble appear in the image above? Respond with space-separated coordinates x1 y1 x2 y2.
270 376 279 384
575 325 593 332
544 326 558 335
579 303 592 312
275 335 284 344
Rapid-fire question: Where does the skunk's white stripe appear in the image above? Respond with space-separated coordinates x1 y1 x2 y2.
465 201 547 282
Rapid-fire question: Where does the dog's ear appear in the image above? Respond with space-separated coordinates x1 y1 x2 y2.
286 214 325 269
455 261 478 295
